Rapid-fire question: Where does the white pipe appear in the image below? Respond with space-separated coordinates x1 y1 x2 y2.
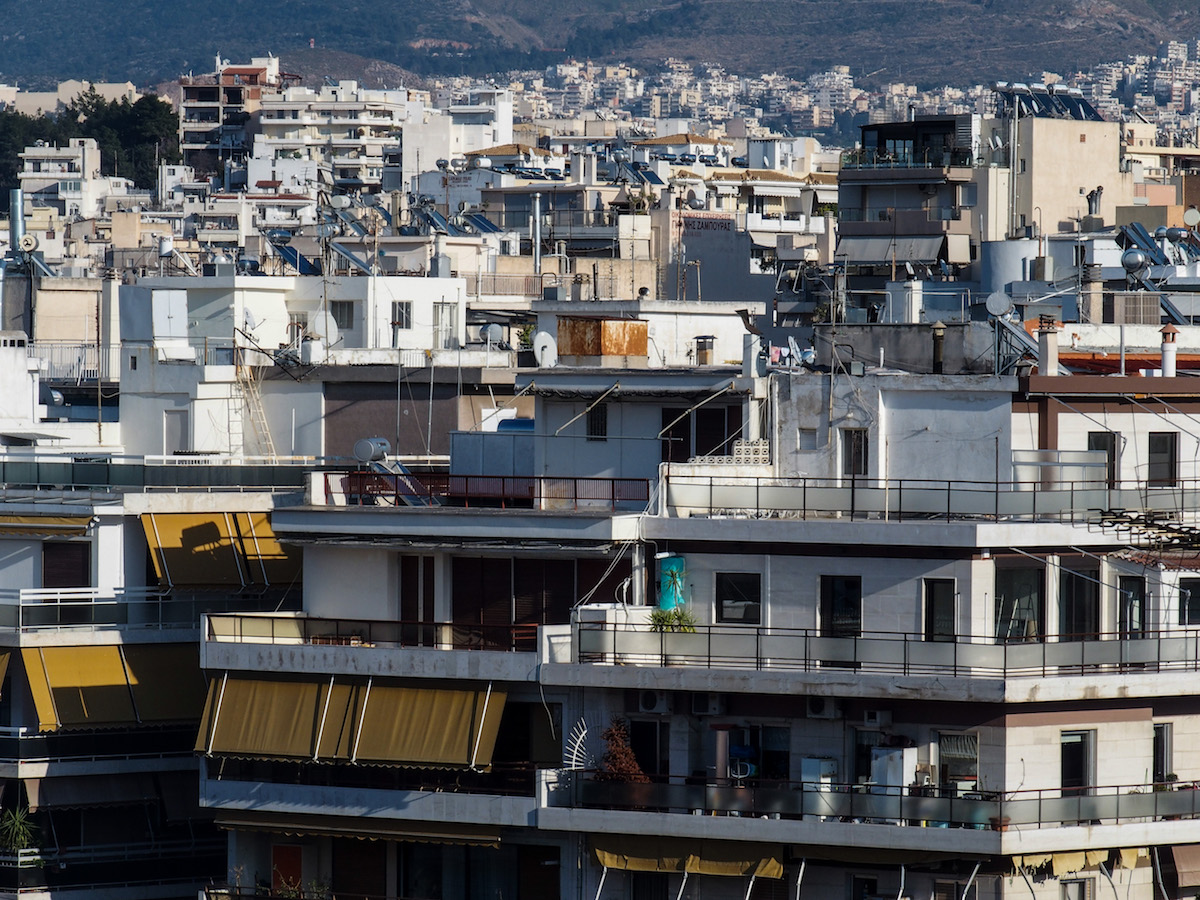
794 859 806 900
593 867 607 900
675 872 689 900
470 681 494 770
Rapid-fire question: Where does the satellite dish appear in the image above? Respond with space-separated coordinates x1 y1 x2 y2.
480 323 503 343
309 309 340 346
1184 207 1200 228
244 309 259 332
18 234 38 253
532 331 558 367
985 291 1014 317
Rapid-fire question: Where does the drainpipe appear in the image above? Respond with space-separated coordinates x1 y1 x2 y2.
533 192 542 275
931 320 946 374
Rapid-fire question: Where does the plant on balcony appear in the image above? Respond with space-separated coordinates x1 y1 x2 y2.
595 717 650 784
0 807 38 853
650 605 696 633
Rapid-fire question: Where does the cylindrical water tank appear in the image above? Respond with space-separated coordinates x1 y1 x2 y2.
158 236 174 258
353 437 391 463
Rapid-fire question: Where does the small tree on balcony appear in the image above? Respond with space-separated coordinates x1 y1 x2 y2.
595 717 650 783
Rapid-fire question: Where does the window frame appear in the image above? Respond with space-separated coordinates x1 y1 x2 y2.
819 574 862 637
586 403 608 442
1181 578 1200 626
924 578 956 642
841 428 868 478
330 300 355 331
1148 431 1178 487
715 571 762 625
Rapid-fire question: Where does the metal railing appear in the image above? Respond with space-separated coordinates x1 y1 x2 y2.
464 272 553 297
29 343 120 382
0 457 311 491
327 472 650 511
0 724 196 763
663 474 1200 523
838 206 964 223
207 613 540 652
840 148 976 169
576 623 1200 677
568 774 1200 831
0 587 298 632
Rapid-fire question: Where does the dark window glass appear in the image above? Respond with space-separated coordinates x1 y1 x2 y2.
1148 432 1178 486
42 541 90 590
820 575 862 637
924 578 955 642
586 403 607 441
995 566 1043 642
842 429 868 477
1181 578 1200 626
716 572 761 624
1119 575 1146 637
1087 431 1117 488
1059 567 1099 641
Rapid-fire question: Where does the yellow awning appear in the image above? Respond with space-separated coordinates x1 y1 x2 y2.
196 676 507 768
142 512 300 587
122 644 206 722
0 515 92 537
594 837 783 879
23 646 134 731
23 643 201 731
0 652 11 694
1174 846 1200 889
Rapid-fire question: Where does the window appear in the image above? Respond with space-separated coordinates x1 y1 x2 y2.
391 301 412 343
1061 730 1095 797
1181 578 1200 625
1087 431 1117 488
586 403 608 442
820 575 862 637
938 732 978 794
330 300 354 330
851 876 878 900
433 301 457 349
42 542 90 589
841 428 868 477
1148 432 1178 486
1061 880 1092 900
716 572 761 624
995 566 1043 641
1119 575 1146 637
1059 565 1099 640
797 428 817 451
924 578 955 642
1153 722 1173 784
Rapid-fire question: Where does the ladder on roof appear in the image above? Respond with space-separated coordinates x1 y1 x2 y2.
235 354 276 459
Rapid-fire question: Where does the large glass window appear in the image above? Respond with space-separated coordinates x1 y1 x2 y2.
1087 431 1117 488
1118 575 1146 637
938 732 978 795
842 428 868 477
1059 566 1100 641
1181 578 1200 626
716 572 761 624
1148 432 1178 486
1061 730 1094 797
924 578 955 642
820 575 862 637
1153 722 1173 785
995 566 1043 641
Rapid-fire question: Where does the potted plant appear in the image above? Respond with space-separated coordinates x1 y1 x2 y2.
649 605 697 633
0 807 38 853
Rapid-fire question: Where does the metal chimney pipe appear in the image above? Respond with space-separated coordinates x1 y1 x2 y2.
8 190 24 251
931 320 946 374
1037 314 1059 376
1162 323 1179 378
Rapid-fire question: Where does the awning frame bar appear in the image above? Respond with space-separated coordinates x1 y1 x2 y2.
795 859 806 900
594 866 608 900
313 674 335 761
675 871 689 900
470 681 494 771
206 671 229 756
148 514 173 589
351 676 373 763
743 874 756 900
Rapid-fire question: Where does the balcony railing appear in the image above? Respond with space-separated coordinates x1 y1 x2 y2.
838 206 963 223
576 623 1200 677
207 613 540 652
841 148 976 169
0 587 298 632
326 472 650 511
30 342 120 382
566 774 1200 832
0 724 196 763
663 474 1199 523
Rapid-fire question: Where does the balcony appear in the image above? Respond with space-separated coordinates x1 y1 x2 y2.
324 472 650 511
0 838 224 893
841 148 977 169
30 342 120 382
661 473 1199 524
0 587 298 634
572 620 1200 680
548 773 1200 850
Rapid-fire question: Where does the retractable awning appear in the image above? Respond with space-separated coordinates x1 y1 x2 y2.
142 512 300 588
215 810 500 846
196 675 507 769
23 643 203 731
593 836 783 878
1174 846 1200 888
27 773 158 810
0 515 92 537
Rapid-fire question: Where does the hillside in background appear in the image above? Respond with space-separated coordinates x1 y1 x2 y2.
3 0 1200 88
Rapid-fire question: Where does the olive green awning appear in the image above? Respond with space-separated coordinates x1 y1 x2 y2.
593 836 784 879
196 675 506 769
0 515 92 537
215 810 500 847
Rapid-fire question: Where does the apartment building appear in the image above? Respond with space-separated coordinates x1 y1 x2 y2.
193 322 1200 900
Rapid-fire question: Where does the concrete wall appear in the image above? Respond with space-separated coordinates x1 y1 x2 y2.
535 399 663 480
303 544 397 620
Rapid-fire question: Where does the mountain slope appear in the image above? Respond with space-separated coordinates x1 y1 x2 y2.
1 0 1197 88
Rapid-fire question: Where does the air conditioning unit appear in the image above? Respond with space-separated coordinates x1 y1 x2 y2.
638 690 672 715
691 692 726 716
863 709 892 728
806 696 843 720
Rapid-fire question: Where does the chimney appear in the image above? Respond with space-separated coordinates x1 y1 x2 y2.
1161 323 1179 378
8 189 24 251
931 320 946 374
1037 314 1059 376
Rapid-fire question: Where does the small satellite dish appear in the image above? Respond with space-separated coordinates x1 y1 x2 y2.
985 291 1014 317
1184 207 1200 228
480 323 503 343
532 331 558 367
18 234 38 253
309 309 340 346
244 308 260 332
